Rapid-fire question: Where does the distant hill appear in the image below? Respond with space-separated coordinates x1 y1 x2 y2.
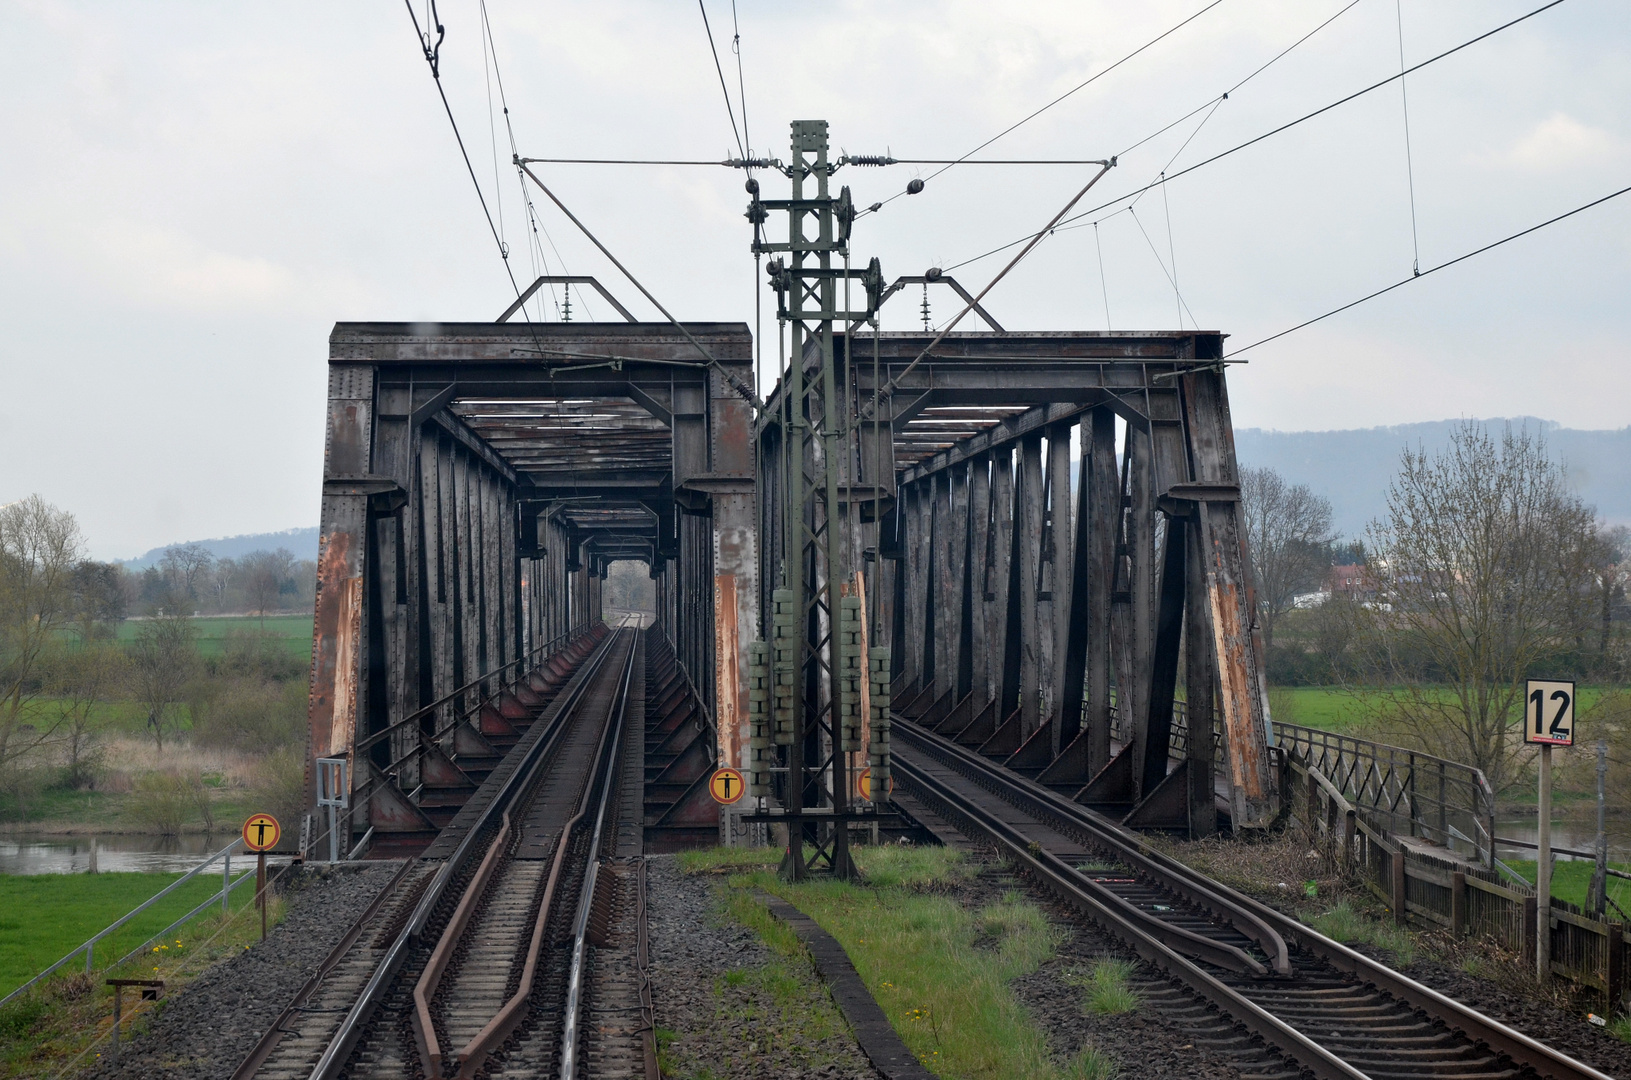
118 527 320 569
1234 419 1631 541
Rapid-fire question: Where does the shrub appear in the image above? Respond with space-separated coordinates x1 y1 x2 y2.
190 678 306 754
250 747 308 841
130 770 195 835
0 765 48 822
217 629 307 682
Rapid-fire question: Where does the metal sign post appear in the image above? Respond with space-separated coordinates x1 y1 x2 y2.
242 813 282 942
1525 678 1574 982
316 757 350 863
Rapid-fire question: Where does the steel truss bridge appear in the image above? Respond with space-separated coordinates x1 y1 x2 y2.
303 121 1280 868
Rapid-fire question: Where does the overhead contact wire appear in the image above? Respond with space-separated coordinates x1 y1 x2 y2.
1228 182 1631 358
870 1 1225 213
1118 0 1367 160
1396 0 1422 274
516 161 764 410
402 0 519 293
698 0 746 159
865 160 1115 413
944 0 1570 273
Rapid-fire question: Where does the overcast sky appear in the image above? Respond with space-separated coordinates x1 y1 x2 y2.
2 0 1627 559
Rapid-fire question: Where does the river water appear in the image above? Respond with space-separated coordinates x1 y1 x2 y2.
1493 813 1631 864
0 834 294 875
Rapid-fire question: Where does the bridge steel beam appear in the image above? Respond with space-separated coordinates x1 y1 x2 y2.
306 322 755 851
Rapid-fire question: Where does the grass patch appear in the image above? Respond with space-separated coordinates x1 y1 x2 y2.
1609 1015 1631 1044
703 844 1087 1079
1071 958 1139 1015
0 870 257 997
1304 901 1418 967
1064 1043 1118 1080
0 882 281 1077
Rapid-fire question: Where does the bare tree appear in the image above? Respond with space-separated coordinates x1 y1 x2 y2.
1355 423 1598 790
0 495 85 772
241 548 295 621
45 640 129 787
160 543 214 609
128 615 200 753
1593 524 1629 674
68 559 128 641
1239 466 1336 649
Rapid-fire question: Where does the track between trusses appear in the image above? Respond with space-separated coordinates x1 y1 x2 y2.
238 621 647 1080
893 719 1613 1080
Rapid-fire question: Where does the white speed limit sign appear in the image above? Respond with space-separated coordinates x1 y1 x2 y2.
1524 679 1575 747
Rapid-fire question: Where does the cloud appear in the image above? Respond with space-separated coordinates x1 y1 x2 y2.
44 217 382 317
1497 112 1625 172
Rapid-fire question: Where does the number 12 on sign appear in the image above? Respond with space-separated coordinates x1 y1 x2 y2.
1525 679 1574 746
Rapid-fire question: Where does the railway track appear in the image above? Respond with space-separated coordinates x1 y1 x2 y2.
893 718 1614 1080
234 619 651 1080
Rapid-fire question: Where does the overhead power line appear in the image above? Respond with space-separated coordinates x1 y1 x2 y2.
944 0 1571 273
729 0 751 158
401 0 522 295
871 0 1226 211
697 0 746 159
514 157 1119 167
1118 0 1366 160
1227 182 1631 358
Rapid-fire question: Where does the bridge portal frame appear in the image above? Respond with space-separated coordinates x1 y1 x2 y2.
762 328 1279 832
305 321 757 852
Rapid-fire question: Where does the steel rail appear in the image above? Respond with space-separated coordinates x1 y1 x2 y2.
305 627 626 1080
558 618 637 1079
453 627 635 1078
896 719 1616 1080
896 722 1290 974
892 752 1368 1080
412 806 516 1077
1141 831 1621 1080
230 858 419 1080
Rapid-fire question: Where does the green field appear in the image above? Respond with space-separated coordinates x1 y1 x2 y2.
0 871 257 997
1502 859 1631 912
114 614 312 660
1268 686 1615 738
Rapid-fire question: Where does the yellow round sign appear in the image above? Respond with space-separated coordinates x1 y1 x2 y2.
857 768 894 802
708 767 747 806
242 813 281 852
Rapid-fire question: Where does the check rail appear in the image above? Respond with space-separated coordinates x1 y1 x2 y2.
894 717 1615 1080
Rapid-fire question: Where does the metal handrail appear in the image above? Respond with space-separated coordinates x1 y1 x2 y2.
1276 721 1496 866
0 838 245 1008
105 870 260 974
355 626 584 755
343 625 601 841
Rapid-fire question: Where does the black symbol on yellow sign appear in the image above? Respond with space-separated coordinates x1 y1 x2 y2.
709 768 746 806
242 813 281 852
857 769 894 802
